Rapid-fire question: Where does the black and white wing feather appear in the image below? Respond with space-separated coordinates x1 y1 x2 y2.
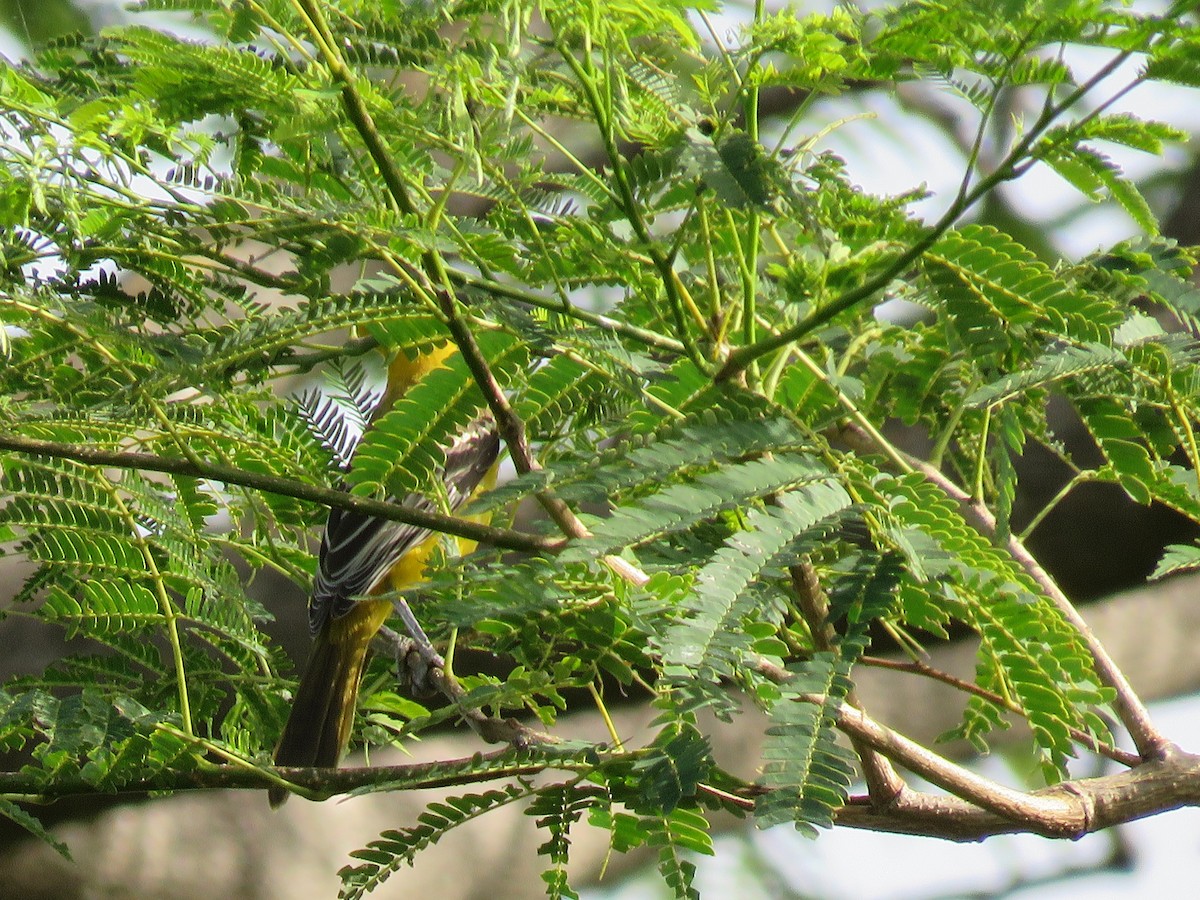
308 417 499 633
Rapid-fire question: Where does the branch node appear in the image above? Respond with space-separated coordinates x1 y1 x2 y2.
1058 781 1096 836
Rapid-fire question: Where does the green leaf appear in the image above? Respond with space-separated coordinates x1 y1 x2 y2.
966 342 1128 408
1075 397 1159 504
1151 542 1200 580
631 723 713 813
926 225 1071 357
562 453 831 561
338 785 535 899
0 797 72 860
349 332 526 497
472 414 807 513
661 481 853 678
754 653 857 833
1038 142 1157 233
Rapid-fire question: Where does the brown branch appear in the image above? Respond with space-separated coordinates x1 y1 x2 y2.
911 465 1164 757
831 702 1087 835
861 656 1141 767
834 748 1200 841
425 664 560 748
294 0 419 222
752 655 1081 834
789 562 906 806
837 423 1167 760
751 654 1200 839
0 431 553 555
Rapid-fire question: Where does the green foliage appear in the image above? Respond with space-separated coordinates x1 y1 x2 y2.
350 332 527 498
527 782 607 899
659 480 854 680
754 652 858 833
338 784 537 899
1 0 1199 892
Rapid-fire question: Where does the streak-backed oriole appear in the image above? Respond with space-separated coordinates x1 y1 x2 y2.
270 343 499 807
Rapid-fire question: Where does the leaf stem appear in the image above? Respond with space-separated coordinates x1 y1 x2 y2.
716 39 1145 383
860 656 1139 767
1017 470 1093 543
588 682 624 751
97 472 193 736
555 38 713 375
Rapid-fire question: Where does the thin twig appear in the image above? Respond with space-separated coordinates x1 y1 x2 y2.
838 422 1167 760
435 288 651 587
715 40 1147 383
418 260 687 354
913 457 1166 759
0 747 588 802
860 656 1140 767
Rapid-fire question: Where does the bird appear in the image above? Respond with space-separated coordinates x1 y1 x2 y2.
269 342 499 807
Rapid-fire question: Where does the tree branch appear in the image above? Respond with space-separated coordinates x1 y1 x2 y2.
836 422 1167 759
0 431 553 554
834 748 1200 842
911 456 1165 759
751 655 1198 840
860 656 1141 767
789 562 906 805
0 747 581 802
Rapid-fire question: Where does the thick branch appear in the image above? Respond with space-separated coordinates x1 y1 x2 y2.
0 431 553 555
830 701 1084 835
752 655 1068 830
750 655 1192 839
834 749 1200 842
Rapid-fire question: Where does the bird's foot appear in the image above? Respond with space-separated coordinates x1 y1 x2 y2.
372 625 442 698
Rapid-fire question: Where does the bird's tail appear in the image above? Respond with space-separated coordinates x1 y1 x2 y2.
269 598 392 808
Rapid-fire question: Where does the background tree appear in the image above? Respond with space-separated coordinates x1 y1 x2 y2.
3 0 1200 896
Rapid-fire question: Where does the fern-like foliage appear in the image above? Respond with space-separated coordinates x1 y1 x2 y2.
338 784 537 899
660 481 854 680
2 0 1200 891
754 652 859 833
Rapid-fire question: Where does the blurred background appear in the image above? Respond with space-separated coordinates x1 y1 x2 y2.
2 0 1199 896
